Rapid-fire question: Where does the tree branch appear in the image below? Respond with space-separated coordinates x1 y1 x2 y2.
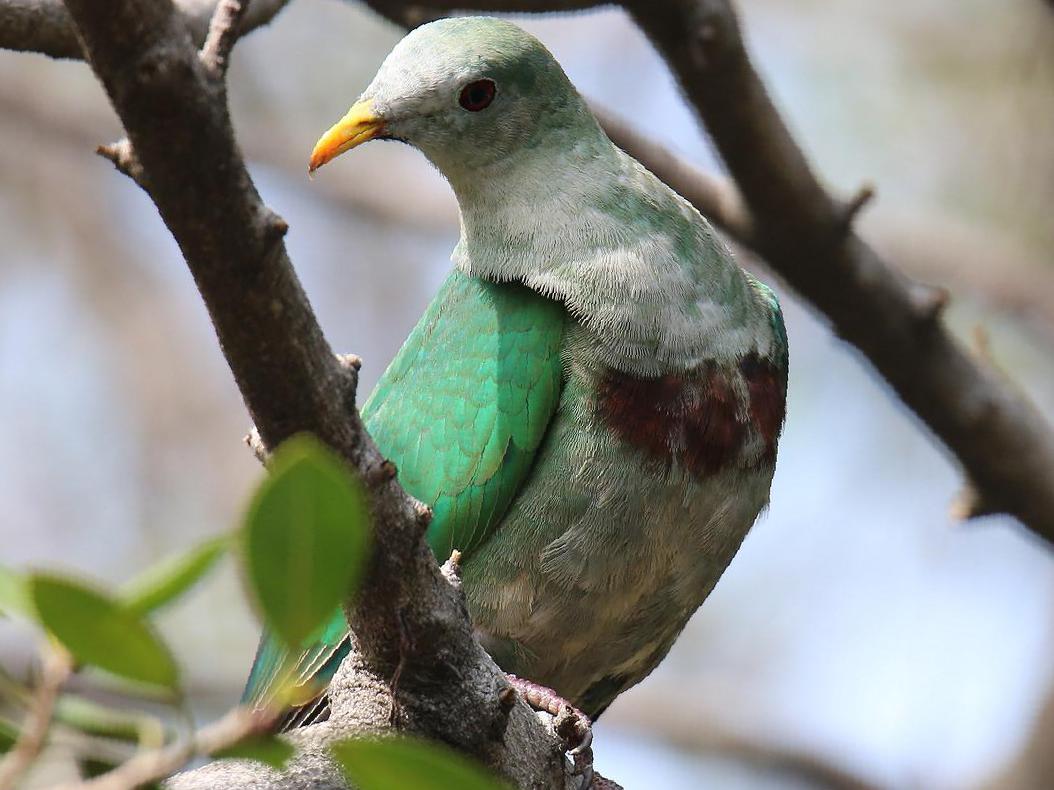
0 0 290 59
55 0 578 786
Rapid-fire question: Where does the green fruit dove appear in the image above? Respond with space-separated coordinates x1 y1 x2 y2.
244 14 788 775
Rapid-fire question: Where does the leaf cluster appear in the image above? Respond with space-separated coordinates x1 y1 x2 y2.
0 436 505 787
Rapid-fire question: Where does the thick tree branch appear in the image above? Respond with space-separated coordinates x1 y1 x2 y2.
56 0 577 787
0 0 290 59
362 0 1054 543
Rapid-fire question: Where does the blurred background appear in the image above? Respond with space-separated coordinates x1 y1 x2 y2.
2 0 1054 787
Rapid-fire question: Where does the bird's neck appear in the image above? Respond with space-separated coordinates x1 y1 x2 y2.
446 133 777 376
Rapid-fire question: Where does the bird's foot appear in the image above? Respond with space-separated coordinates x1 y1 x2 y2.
506 674 594 789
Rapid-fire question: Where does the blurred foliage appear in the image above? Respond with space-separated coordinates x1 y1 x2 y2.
212 731 296 771
30 574 180 692
0 436 486 787
0 567 30 621
243 435 372 650
122 535 229 618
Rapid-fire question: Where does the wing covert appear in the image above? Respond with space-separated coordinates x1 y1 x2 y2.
362 270 565 558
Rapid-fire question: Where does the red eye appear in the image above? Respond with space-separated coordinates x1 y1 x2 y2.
459 79 496 112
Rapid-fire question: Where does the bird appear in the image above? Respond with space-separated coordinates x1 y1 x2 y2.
244 13 787 750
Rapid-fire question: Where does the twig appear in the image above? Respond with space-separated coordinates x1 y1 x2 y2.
97 138 145 186
0 648 73 790
837 183 875 232
199 0 249 78
53 706 276 790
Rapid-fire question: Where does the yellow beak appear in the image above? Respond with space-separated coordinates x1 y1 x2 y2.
308 99 386 173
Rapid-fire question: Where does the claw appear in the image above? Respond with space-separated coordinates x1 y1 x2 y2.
568 725 592 756
569 722 594 789
505 675 595 788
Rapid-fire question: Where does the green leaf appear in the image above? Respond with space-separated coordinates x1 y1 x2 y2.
122 535 229 616
212 733 295 771
29 574 179 692
0 718 17 754
331 736 510 790
0 565 30 619
242 435 371 649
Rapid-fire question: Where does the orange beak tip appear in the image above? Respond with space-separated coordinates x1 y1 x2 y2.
307 100 383 178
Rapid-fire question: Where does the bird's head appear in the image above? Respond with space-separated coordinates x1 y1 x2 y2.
308 17 588 179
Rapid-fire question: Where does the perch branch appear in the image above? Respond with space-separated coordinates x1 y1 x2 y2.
54 0 577 786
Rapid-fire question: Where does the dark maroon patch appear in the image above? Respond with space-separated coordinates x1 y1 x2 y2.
739 352 787 462
597 365 746 477
597 353 787 477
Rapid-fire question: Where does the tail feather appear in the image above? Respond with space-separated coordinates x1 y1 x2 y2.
242 627 350 732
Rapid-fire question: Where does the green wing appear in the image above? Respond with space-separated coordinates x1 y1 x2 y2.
363 270 565 558
243 270 565 713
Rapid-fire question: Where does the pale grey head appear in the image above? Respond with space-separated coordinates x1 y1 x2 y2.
309 17 596 176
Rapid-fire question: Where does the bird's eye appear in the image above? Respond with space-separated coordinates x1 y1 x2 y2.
459 79 497 112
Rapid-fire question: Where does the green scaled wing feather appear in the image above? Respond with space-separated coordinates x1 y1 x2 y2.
364 270 565 558
243 270 564 713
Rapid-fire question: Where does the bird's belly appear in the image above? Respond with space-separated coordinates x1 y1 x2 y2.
460 391 775 716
